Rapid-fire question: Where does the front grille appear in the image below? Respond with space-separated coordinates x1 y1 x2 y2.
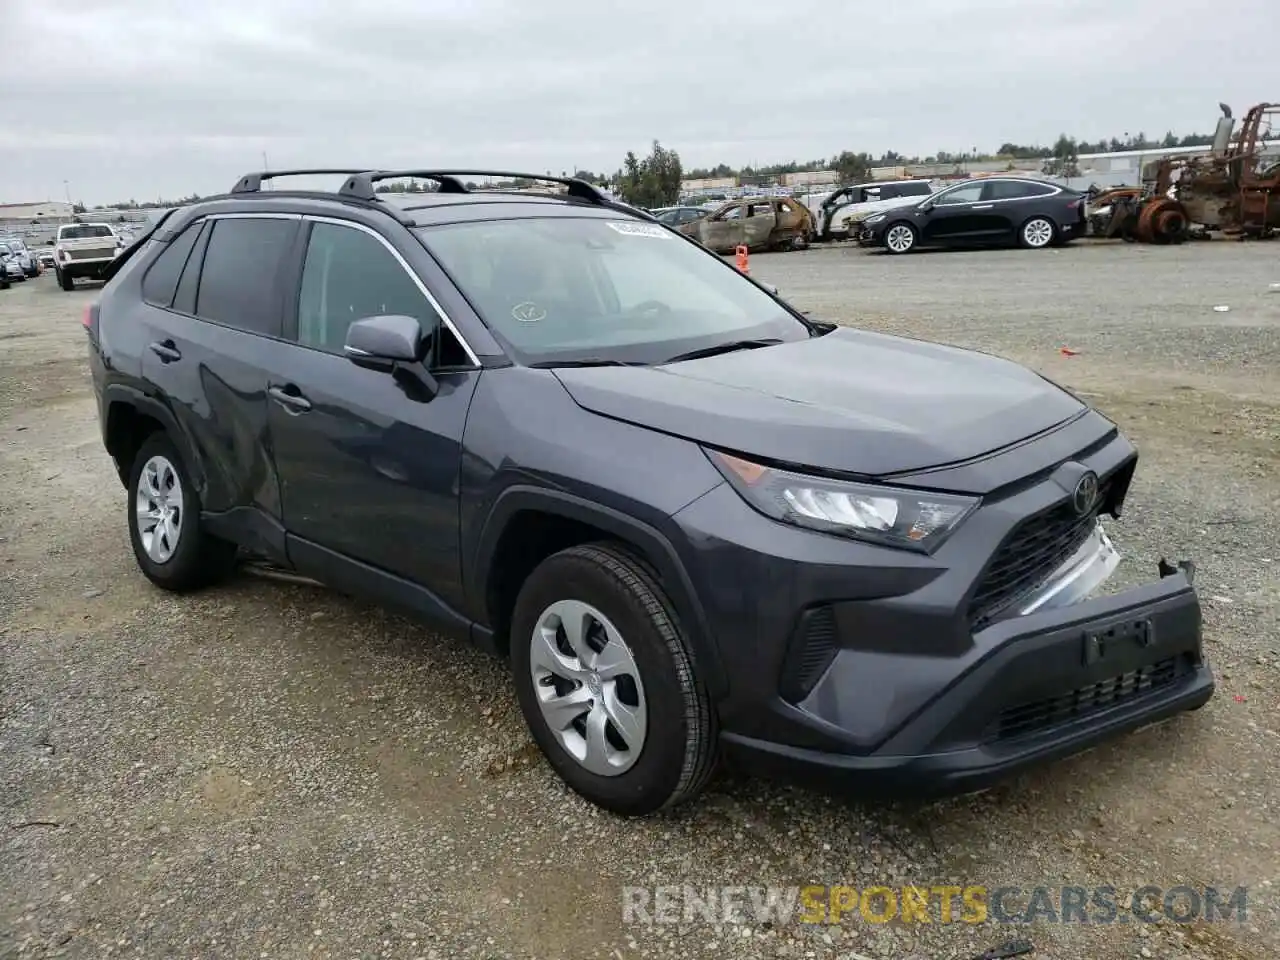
67 247 115 261
991 656 1186 742
778 606 838 703
968 480 1110 629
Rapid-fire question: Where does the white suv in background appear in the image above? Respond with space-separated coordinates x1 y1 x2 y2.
813 179 938 240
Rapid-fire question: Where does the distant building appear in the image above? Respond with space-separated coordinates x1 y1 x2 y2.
780 170 839 187
0 200 75 220
681 177 737 192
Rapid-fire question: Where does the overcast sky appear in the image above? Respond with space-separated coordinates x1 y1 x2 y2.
1 0 1275 205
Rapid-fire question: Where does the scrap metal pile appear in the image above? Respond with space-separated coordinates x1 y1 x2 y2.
1089 101 1279 243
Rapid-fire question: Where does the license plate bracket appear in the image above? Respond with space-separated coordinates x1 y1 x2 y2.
1082 617 1154 666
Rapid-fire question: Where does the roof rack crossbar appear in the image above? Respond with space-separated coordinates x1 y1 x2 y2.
230 169 379 195
338 170 469 201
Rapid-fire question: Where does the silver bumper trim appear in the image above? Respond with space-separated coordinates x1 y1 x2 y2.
1017 520 1121 616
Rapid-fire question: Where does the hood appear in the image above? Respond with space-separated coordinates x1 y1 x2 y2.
553 328 1086 478
833 194 927 226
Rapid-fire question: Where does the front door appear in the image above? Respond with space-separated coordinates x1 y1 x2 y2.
920 182 989 243
266 217 480 612
696 202 748 252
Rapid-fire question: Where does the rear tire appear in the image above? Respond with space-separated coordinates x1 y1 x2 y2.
57 269 74 291
510 543 718 816
1019 216 1056 249
127 433 237 592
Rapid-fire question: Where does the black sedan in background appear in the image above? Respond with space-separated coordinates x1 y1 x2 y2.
859 177 1087 254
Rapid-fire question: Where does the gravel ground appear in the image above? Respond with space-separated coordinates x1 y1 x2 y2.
2 240 1278 960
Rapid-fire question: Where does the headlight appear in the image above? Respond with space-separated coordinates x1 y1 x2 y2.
707 450 979 551
865 214 887 224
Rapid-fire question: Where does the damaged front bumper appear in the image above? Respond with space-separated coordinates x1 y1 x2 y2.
714 520 1213 797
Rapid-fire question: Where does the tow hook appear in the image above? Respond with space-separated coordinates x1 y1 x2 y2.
1158 557 1196 584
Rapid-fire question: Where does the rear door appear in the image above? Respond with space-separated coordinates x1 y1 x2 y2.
976 179 1043 238
137 213 298 557
266 216 480 612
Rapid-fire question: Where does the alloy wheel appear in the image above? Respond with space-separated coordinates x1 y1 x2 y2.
886 224 915 253
1023 218 1055 248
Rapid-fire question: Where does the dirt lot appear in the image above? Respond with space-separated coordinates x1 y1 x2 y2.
2 241 1278 960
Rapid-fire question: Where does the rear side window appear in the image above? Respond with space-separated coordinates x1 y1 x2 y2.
141 223 202 307
194 218 295 336
986 181 1055 200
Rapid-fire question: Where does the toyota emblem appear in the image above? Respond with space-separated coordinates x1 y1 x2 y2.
1072 471 1099 516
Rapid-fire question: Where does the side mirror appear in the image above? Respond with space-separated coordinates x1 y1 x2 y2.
918 201 935 213
344 314 423 364
343 314 438 401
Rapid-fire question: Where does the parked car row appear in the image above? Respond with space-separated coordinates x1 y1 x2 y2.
656 175 1089 257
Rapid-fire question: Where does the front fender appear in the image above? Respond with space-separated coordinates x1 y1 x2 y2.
470 485 728 697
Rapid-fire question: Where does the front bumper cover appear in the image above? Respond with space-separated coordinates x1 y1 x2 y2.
721 560 1212 798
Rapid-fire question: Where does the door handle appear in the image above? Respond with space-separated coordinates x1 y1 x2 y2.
148 340 181 363
268 385 312 413
970 204 994 210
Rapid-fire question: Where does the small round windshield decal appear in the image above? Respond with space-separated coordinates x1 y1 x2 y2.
512 301 546 323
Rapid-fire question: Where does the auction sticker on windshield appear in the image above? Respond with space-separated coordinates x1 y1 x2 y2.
607 222 672 239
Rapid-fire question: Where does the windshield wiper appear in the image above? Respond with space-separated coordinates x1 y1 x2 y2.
528 358 649 369
662 338 783 364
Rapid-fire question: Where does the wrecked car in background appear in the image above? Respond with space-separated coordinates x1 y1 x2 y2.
813 179 937 241
679 196 813 252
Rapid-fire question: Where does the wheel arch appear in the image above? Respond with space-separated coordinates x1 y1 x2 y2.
102 384 188 487
469 485 727 697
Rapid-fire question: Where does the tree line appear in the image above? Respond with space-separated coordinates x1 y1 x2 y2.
70 127 1225 212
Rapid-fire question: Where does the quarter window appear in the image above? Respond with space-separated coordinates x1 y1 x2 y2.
141 222 202 307
194 218 295 336
296 222 441 354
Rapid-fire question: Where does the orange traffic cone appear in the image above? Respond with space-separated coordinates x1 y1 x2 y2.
735 245 749 274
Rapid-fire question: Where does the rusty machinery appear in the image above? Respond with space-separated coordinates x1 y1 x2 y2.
1092 102 1279 243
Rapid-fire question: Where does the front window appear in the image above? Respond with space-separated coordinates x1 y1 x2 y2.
417 216 814 365
59 224 114 240
932 183 985 206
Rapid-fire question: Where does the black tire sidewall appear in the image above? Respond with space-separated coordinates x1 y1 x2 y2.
510 547 703 815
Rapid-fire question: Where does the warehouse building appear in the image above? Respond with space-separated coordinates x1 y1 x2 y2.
0 200 76 221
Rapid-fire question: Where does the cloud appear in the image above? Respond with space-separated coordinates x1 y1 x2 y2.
0 0 1274 203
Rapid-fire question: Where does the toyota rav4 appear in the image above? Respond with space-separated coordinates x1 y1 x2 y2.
86 168 1213 816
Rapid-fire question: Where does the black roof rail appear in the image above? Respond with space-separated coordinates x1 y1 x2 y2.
230 169 378 194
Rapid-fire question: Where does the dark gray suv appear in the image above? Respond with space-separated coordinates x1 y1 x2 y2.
87 169 1213 816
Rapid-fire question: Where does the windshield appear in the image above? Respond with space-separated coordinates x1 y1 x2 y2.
417 216 811 364
2 238 27 252
59 224 114 240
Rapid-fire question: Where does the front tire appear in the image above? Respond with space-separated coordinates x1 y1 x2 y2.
127 433 237 592
1019 216 1056 249
884 222 918 254
510 543 718 816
